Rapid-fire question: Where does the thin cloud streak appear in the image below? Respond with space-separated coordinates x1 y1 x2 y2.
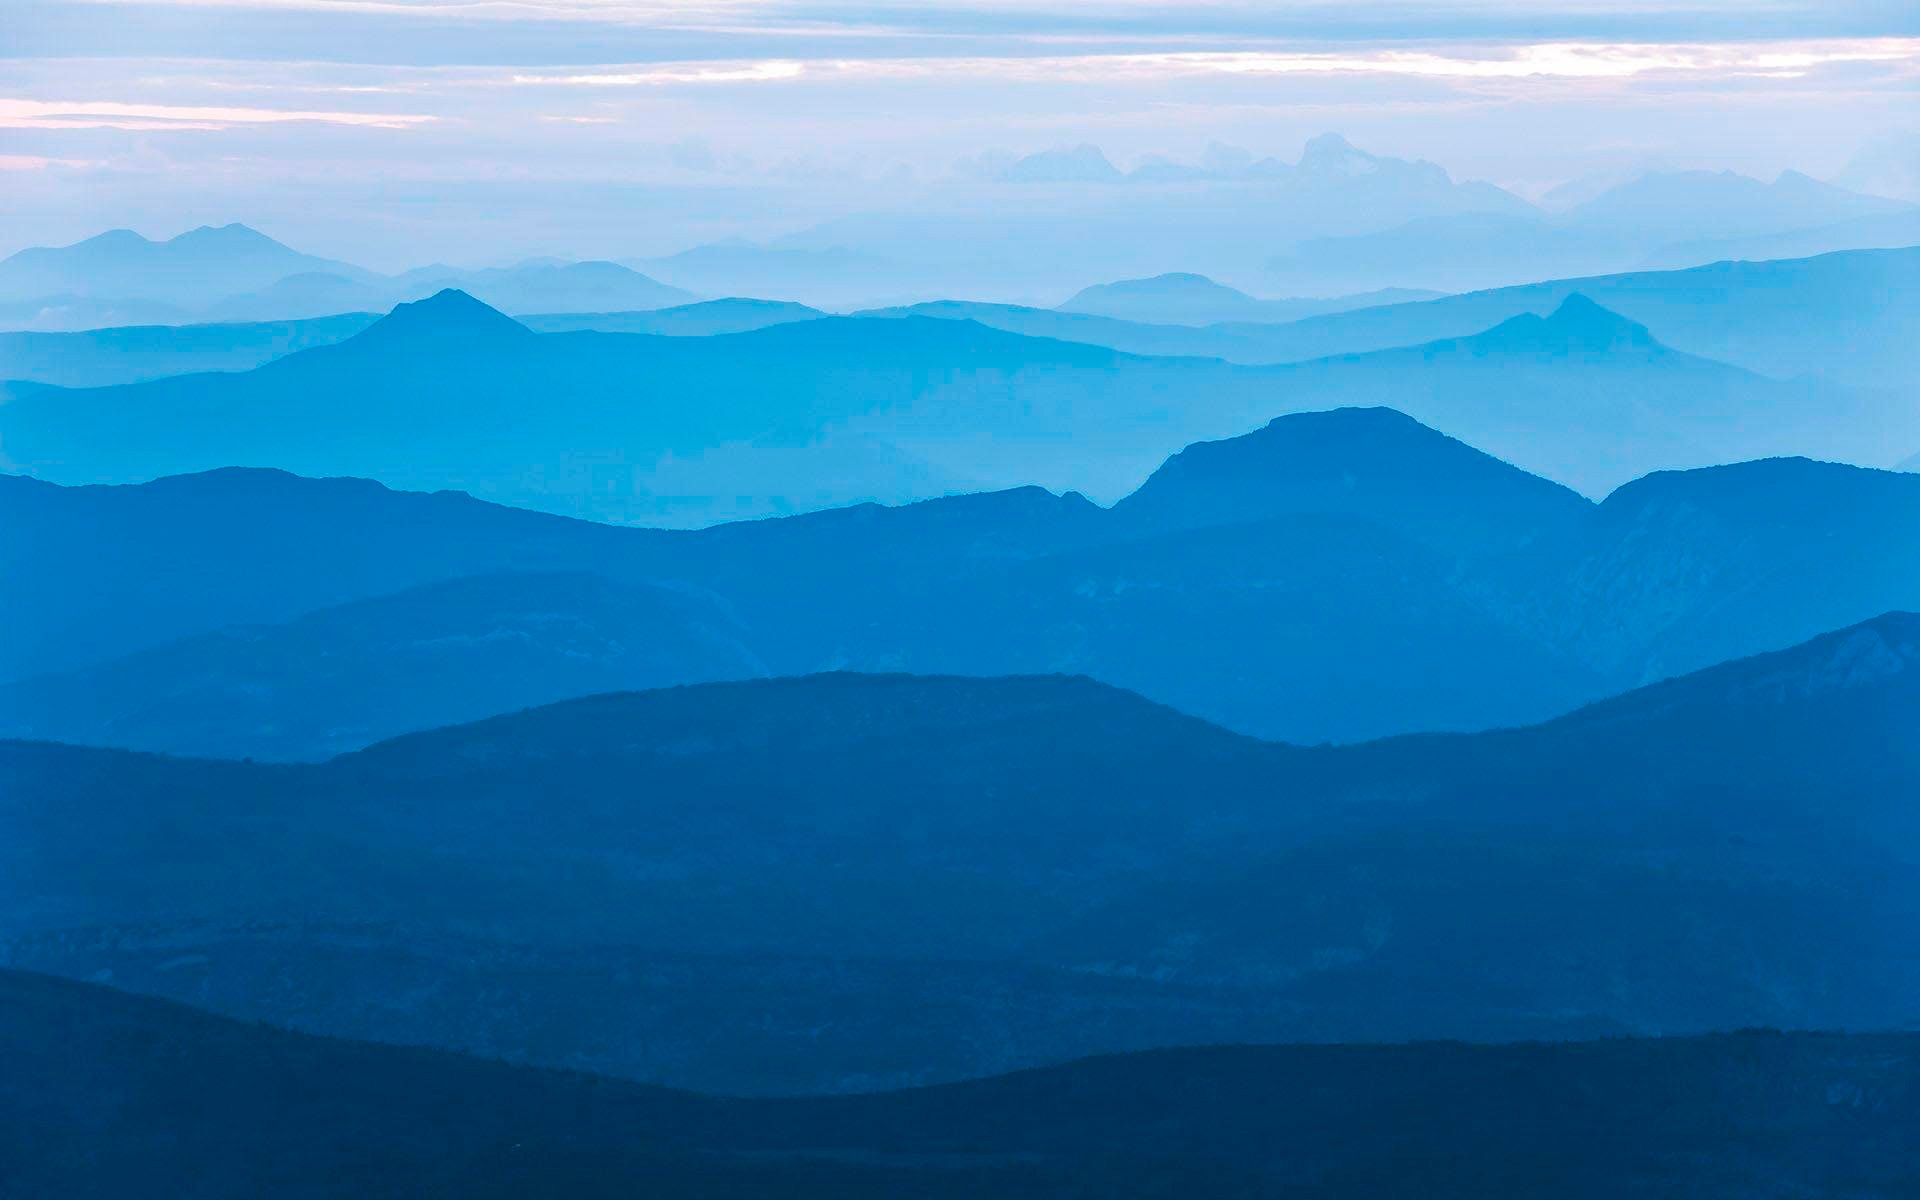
504 38 1920 88
0 97 438 129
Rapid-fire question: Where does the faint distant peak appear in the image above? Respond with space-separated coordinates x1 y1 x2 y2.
170 222 282 249
74 228 154 250
1298 132 1376 175
999 144 1123 184
1471 293 1657 354
356 288 533 344
1062 271 1251 305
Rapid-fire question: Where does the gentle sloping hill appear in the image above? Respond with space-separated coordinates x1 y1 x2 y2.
1241 294 1911 495
0 465 1104 685
0 571 770 761
0 223 371 311
1055 272 1433 325
6 968 1918 1200
10 412 1920 752
524 297 825 336
1112 406 1589 554
0 290 1306 525
0 313 380 387
6 616 1920 1091
0 407 1604 751
1228 245 1920 390
1510 456 1920 683
1564 168 1912 241
3 286 1895 521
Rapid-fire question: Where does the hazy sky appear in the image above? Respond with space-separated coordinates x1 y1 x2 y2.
4 1 1917 267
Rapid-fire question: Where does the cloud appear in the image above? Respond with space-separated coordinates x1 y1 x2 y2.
499 38 1920 88
0 98 437 130
0 153 102 170
513 60 805 84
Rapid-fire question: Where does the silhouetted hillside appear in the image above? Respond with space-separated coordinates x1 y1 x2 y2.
0 224 369 310
1113 406 1589 553
0 572 769 760
0 313 380 387
525 297 825 336
5 969 1917 1199
2 287 1894 519
1056 273 1433 325
9 421 1920 753
7 620 1920 1089
0 409 1606 750
1232 245 1920 390
1246 294 1907 494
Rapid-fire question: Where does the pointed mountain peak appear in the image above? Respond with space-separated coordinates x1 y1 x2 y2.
356 289 533 345
1472 293 1658 354
1299 132 1376 175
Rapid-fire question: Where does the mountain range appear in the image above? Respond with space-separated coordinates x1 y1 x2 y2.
1262 167 1916 294
1055 273 1437 325
8 405 1920 758
0 225 697 331
8 244 1909 399
8 968 1916 1198
1 286 1901 530
6 612 1920 1093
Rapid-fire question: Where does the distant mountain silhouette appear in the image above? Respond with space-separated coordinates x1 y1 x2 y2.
1057 272 1435 325
205 270 392 321
0 404 1608 752
8 615 1920 1090
0 298 1297 524
1525 456 1920 682
0 313 380 388
0 223 369 311
1566 168 1913 240
405 260 696 315
347 287 536 347
7 968 1916 1198
0 298 824 388
1214 294 1902 495
1260 168 1916 295
0 226 698 328
768 133 1531 298
525 297 826 336
10 422 1920 753
1648 210 1920 271
867 247 1920 396
4 287 1895 519
1113 406 1589 553
1255 245 1920 390
998 144 1124 183
0 571 769 760
628 243 889 307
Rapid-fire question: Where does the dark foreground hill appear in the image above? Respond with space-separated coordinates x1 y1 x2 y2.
4 969 1916 1200
6 615 1920 1092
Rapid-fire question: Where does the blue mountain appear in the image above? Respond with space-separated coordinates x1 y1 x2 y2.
1059 272 1436 325
6 613 1920 1095
9 968 1914 1197
1 288 1894 520
9 407 1920 756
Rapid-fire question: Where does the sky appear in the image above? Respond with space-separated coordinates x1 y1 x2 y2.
3 0 1918 268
